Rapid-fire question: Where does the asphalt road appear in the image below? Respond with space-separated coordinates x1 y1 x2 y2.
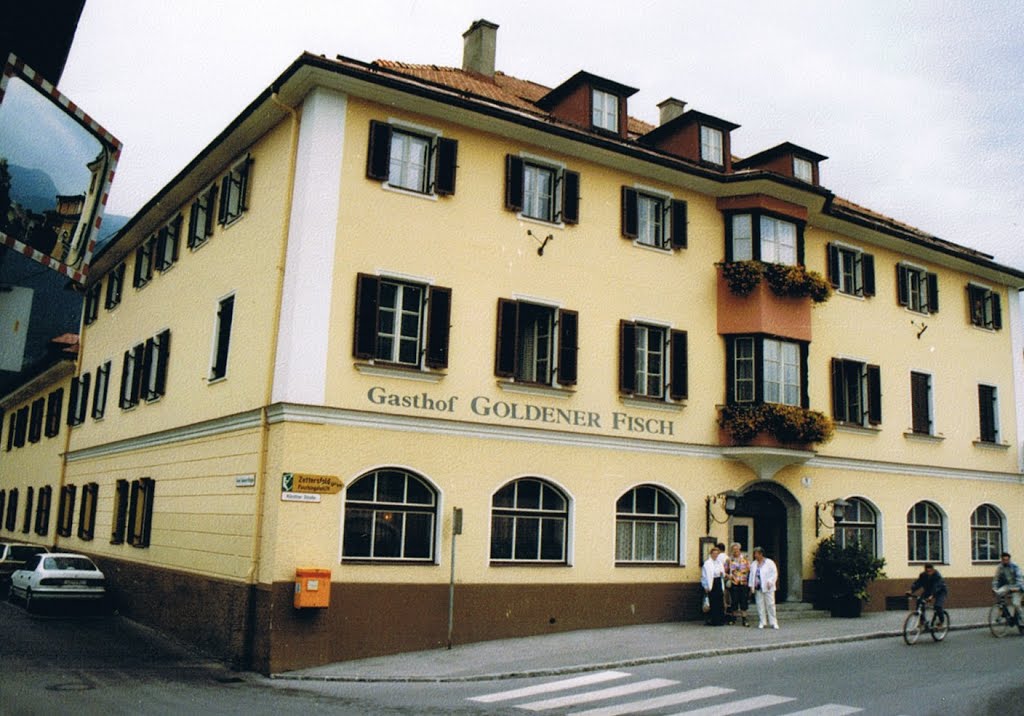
2 596 1022 715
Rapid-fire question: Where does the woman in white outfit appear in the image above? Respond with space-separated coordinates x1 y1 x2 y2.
748 546 779 629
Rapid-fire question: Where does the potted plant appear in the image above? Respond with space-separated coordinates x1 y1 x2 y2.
812 536 886 617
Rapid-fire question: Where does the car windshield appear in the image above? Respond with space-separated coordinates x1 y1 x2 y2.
9 546 45 560
42 557 96 571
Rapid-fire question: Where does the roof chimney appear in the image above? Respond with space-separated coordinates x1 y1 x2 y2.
462 19 499 77
657 98 687 125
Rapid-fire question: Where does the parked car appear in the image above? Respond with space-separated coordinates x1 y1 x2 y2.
10 552 107 612
0 541 50 583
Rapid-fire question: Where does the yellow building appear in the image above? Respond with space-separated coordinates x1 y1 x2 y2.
2 20 1023 673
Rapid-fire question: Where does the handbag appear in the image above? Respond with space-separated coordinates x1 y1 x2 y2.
702 595 710 613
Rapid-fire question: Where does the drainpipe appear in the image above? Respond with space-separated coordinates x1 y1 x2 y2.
243 87 300 668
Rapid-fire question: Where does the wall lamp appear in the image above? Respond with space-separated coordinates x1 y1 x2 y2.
815 497 850 537
705 490 740 535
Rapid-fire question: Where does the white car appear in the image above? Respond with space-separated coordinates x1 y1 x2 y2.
9 552 107 611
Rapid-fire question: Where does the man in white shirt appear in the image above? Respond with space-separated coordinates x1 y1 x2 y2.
748 546 779 629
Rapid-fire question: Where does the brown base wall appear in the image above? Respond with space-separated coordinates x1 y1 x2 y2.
83 555 1001 675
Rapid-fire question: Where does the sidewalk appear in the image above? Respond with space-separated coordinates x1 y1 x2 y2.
272 606 991 683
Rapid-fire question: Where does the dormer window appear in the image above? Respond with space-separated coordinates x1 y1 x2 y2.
700 126 724 165
793 157 813 183
592 89 618 132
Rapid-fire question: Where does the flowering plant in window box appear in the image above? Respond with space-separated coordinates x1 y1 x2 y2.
718 403 834 446
717 261 832 303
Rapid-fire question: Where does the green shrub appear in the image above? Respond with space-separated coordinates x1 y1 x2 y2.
813 535 886 602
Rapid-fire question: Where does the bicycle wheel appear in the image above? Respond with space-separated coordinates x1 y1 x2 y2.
931 610 949 641
903 611 923 645
989 604 1011 638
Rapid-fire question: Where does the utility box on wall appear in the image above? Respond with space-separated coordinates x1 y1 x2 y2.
294 568 331 609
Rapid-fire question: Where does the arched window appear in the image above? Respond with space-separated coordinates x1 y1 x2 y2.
615 485 680 563
836 497 877 557
971 504 1003 563
907 501 943 563
490 478 568 563
342 468 437 562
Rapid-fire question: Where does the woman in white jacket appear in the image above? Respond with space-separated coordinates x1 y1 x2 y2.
748 546 779 629
701 545 727 626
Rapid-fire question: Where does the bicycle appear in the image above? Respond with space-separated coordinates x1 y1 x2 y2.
902 595 949 644
988 592 1024 638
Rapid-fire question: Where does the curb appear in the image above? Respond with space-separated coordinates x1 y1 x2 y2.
271 621 989 683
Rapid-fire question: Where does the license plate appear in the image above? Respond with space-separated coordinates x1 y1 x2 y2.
64 579 86 586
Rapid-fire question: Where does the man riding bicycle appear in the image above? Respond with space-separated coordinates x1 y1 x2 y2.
992 552 1023 622
907 563 948 624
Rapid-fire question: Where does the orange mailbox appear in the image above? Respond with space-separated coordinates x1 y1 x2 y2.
294 568 331 609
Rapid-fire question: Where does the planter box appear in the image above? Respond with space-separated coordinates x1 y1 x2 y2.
716 269 812 341
717 427 810 451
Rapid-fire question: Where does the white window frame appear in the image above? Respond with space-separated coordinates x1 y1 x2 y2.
793 157 813 182
592 88 618 132
759 216 798 266
700 125 724 165
968 283 1000 330
763 338 801 406
900 262 931 314
970 504 1004 563
489 476 573 565
835 496 880 558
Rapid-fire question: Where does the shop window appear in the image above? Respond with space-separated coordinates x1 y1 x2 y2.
907 501 944 563
615 485 680 563
971 504 1003 562
835 497 878 558
490 478 569 563
342 469 437 562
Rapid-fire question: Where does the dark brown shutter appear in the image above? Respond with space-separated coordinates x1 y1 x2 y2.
862 253 876 296
434 137 458 196
725 338 736 404
669 330 688 400
831 358 845 420
424 286 452 369
911 372 930 433
119 351 132 409
239 157 253 212
204 185 217 237
78 373 91 422
621 187 638 238
187 202 199 248
826 244 839 287
926 272 939 313
495 298 518 377
218 174 231 224
866 364 882 425
557 309 579 385
619 321 636 394
353 273 379 360
992 293 1002 329
560 170 580 224
796 224 805 266
132 247 144 287
978 387 995 442
155 330 171 396
131 344 145 404
67 379 80 426
896 265 909 306
504 155 524 212
724 214 735 262
366 120 392 181
669 200 688 249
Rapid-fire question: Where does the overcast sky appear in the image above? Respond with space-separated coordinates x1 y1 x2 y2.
58 0 1024 272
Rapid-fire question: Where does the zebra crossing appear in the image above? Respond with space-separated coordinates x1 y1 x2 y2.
468 670 863 715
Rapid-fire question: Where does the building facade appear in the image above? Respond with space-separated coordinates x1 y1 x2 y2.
2 21 1023 673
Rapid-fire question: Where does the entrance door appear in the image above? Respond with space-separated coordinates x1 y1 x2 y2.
730 517 754 554
733 490 789 602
